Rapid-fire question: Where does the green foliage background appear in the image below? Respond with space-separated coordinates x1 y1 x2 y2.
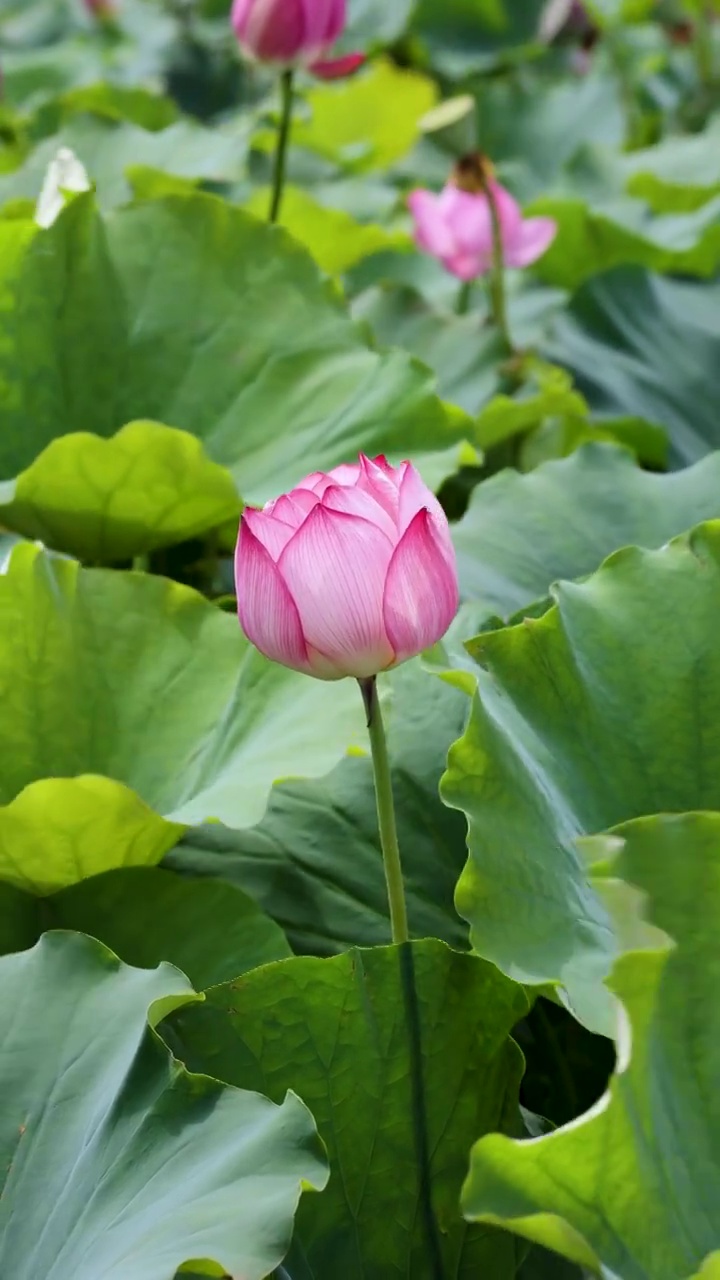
0 0 718 1275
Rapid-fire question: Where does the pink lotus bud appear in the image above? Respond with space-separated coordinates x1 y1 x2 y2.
408 180 557 282
230 0 348 68
310 51 366 79
84 0 116 15
235 456 459 681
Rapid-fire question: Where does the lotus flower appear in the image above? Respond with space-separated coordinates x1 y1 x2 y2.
84 0 116 15
235 456 458 680
408 180 557 282
311 51 366 78
35 148 91 229
230 0 361 74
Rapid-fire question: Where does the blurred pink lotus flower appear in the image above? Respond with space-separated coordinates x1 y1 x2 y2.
231 0 361 74
311 51 366 78
235 456 458 680
408 180 557 282
84 0 115 14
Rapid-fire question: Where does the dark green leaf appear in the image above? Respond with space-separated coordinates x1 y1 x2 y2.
168 659 471 955
0 866 291 988
546 267 720 465
165 940 528 1280
411 0 547 77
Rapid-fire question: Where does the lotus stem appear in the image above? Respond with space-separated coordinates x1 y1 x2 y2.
269 69 295 223
359 675 409 945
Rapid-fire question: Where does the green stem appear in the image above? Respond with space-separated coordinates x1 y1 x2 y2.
480 177 513 353
358 676 445 1279
605 26 641 146
456 280 472 315
132 552 150 572
359 676 409 945
398 941 446 1280
694 4 715 88
269 69 294 224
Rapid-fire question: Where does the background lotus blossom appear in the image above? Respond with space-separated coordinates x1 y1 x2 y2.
408 180 557 281
35 147 91 229
235 456 458 680
311 52 366 79
231 0 360 73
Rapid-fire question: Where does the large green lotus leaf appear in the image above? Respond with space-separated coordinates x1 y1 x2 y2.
474 371 586 449
0 931 326 1280
352 284 506 415
292 58 438 172
0 192 468 500
126 164 202 201
694 1257 720 1280
2 44 100 112
0 421 241 562
164 940 528 1280
463 811 720 1280
620 116 720 211
1 0 177 108
0 534 22 570
0 543 366 832
245 185 409 275
350 301 665 463
584 0 655 24
453 443 720 615
52 81 180 131
546 267 720 465
0 205 125 481
518 412 666 473
347 0 413 40
410 0 546 77
350 267 571 363
348 246 464 309
0 866 290 987
442 521 720 1034
0 776 184 893
531 191 720 290
167 658 471 956
474 73 625 199
0 114 248 210
345 0 414 43
470 364 658 461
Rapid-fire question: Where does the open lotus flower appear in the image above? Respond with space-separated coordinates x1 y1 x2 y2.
231 0 362 75
235 456 459 680
408 180 557 282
